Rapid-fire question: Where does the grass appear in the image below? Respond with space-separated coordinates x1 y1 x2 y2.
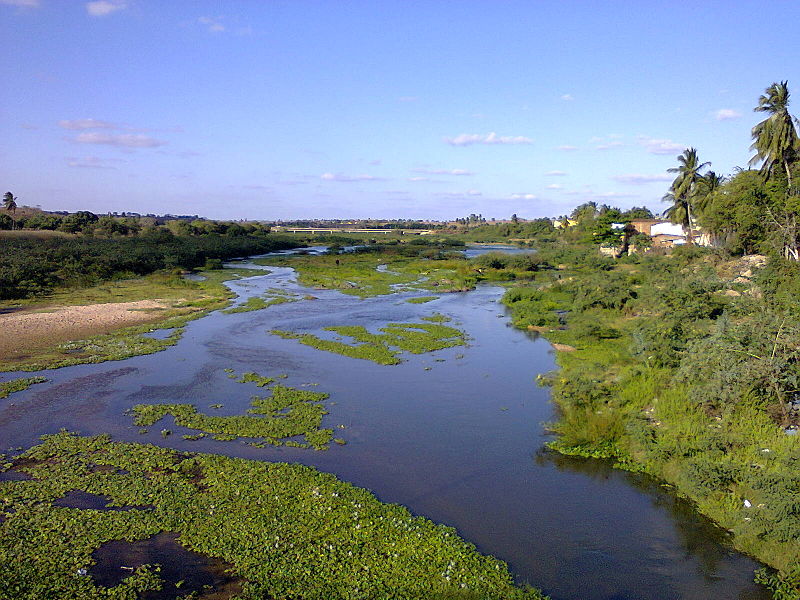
132 384 334 450
501 251 800 595
254 251 479 298
222 287 300 314
0 267 264 373
406 295 440 304
0 376 47 399
0 432 546 599
271 321 466 365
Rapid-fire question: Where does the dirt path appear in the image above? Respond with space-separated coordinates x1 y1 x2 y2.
0 300 171 359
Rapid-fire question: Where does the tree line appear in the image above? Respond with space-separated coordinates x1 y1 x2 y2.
663 81 799 258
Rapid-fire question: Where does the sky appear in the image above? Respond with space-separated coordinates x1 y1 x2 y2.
2 1 800 221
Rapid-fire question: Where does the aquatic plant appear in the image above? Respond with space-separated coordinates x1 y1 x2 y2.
132 385 333 449
406 295 439 304
0 376 47 399
0 432 546 599
271 321 465 365
222 288 299 314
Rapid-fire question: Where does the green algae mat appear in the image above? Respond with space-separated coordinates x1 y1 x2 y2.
0 432 545 600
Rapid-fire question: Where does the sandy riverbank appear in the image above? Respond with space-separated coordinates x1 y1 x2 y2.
0 300 170 359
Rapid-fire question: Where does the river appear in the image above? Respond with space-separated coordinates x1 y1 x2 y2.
0 247 771 600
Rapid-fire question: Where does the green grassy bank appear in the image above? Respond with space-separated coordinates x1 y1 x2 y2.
501 243 800 597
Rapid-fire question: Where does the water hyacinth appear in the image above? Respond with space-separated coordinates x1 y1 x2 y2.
0 432 546 599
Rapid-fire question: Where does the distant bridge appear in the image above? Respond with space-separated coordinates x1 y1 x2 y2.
273 227 434 235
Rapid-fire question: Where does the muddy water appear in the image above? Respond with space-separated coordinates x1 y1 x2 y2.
0 255 771 600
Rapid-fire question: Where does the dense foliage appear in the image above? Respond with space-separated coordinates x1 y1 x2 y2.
0 233 300 300
502 241 800 595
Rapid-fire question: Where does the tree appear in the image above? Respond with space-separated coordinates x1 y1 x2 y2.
749 81 799 187
665 148 710 244
749 81 800 260
3 192 17 214
693 171 725 216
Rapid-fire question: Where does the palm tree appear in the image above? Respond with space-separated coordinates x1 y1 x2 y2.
3 192 17 214
693 171 725 216
749 81 799 187
665 148 709 244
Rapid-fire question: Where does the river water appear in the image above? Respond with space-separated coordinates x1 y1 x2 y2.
0 247 771 600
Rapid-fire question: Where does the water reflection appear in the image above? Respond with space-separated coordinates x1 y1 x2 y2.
538 449 757 586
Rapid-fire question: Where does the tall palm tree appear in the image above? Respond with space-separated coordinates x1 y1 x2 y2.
665 148 710 244
3 192 17 214
693 170 725 216
749 81 799 187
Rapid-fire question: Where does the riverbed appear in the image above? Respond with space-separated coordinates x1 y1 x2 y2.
0 249 771 600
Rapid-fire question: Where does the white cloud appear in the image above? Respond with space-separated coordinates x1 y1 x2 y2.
613 173 672 185
59 118 117 130
510 193 537 200
86 1 127 17
560 94 574 101
408 177 432 182
74 132 166 148
556 145 578 151
714 108 742 121
198 15 225 32
412 168 473 176
545 170 567 176
436 190 482 198
320 172 386 182
444 132 533 146
587 191 638 200
638 136 684 155
546 184 563 190
67 156 121 169
595 141 624 151
1 0 39 7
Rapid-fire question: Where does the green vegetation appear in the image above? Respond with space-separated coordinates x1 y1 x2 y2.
502 245 800 591
132 384 334 450
0 376 47 398
231 371 275 387
0 229 300 301
255 242 550 299
0 267 264 373
406 295 439 304
271 321 466 365
223 288 299 314
0 432 545 599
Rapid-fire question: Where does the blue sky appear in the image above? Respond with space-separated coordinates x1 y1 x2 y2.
2 1 799 221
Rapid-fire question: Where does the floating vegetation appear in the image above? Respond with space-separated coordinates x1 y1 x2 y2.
271 321 465 365
271 330 400 365
132 385 334 450
406 295 439 304
0 376 47 399
225 369 275 387
421 313 452 323
223 288 300 314
0 432 544 599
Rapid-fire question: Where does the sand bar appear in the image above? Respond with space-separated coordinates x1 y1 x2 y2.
0 300 170 359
